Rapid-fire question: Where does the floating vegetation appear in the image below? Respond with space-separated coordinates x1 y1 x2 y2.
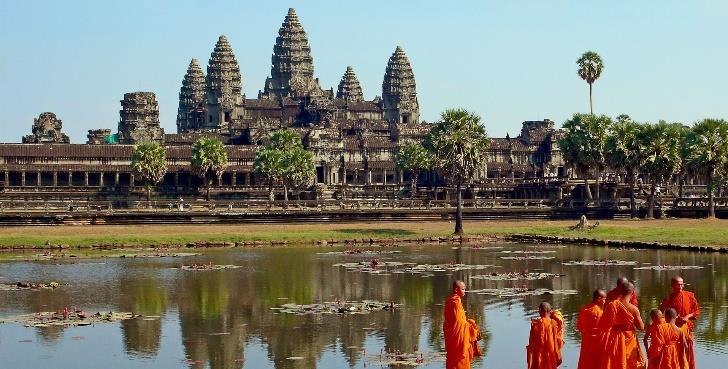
471 272 564 281
0 311 141 328
453 246 505 250
469 288 578 297
633 265 704 271
562 260 637 266
499 250 557 254
500 256 556 260
0 282 63 291
178 264 242 271
366 351 446 366
110 252 199 258
316 250 402 256
333 261 496 275
273 300 400 315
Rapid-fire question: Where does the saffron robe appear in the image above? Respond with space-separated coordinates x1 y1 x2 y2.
651 323 689 369
577 303 604 369
597 300 645 369
444 293 481 369
660 291 699 369
606 287 639 306
645 318 666 369
527 311 564 369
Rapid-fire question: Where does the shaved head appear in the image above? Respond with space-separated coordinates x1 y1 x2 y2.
453 280 465 290
622 282 635 297
665 308 678 320
452 280 466 297
617 277 629 286
671 276 685 293
593 289 606 300
650 309 663 319
539 302 552 313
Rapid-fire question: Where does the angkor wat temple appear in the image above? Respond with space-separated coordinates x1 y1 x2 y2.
0 9 567 207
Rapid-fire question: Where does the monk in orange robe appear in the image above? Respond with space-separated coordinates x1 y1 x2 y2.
606 277 639 306
527 302 564 369
577 289 606 369
597 283 645 369
659 276 699 369
649 308 689 369
644 309 666 368
444 280 482 369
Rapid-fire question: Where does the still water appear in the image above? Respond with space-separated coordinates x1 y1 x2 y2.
0 243 726 369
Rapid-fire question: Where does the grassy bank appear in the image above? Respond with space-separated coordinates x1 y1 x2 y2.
0 219 726 249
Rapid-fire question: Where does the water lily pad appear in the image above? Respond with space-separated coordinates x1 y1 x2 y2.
366 351 446 366
500 256 556 260
633 265 704 271
0 311 141 328
469 288 578 297
471 272 564 281
178 264 242 271
275 300 400 315
562 260 637 266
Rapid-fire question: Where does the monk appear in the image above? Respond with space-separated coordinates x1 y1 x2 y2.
649 308 689 369
597 283 645 369
644 309 666 368
606 277 639 306
527 302 564 369
577 289 606 369
444 280 482 369
659 276 699 369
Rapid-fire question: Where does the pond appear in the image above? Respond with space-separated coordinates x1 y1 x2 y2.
0 243 726 369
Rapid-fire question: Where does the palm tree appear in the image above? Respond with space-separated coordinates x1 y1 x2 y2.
690 119 728 218
191 138 228 201
577 51 604 115
559 113 612 204
254 148 285 203
605 115 642 218
426 109 490 234
396 144 431 196
638 122 682 219
131 143 168 207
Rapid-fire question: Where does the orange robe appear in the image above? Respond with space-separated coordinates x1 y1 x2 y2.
527 311 564 369
645 318 666 369
651 323 689 369
597 300 645 369
660 291 699 369
606 287 639 306
444 293 481 369
577 303 603 369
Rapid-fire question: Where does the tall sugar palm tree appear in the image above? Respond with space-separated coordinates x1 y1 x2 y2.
638 122 682 219
690 119 728 218
577 51 604 115
605 115 643 218
426 109 490 234
191 138 228 201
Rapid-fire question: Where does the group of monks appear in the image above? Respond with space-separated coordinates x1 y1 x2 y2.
575 276 699 369
443 276 699 369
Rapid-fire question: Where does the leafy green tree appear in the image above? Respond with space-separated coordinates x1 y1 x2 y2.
672 123 695 198
191 138 228 201
638 122 683 219
426 109 490 234
131 142 168 205
690 119 728 217
254 129 315 203
577 51 604 115
254 148 285 202
559 113 612 203
605 115 643 218
396 144 431 196
282 147 316 201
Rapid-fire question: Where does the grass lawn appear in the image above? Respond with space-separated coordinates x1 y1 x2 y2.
0 218 725 249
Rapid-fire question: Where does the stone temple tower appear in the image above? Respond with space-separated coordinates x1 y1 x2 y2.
205 35 243 131
176 58 206 133
118 92 165 144
382 46 419 124
336 66 364 102
263 8 323 99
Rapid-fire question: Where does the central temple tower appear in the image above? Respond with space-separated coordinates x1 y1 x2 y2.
262 8 323 99
205 36 243 131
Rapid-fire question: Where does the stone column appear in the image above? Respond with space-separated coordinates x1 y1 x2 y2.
3 171 8 187
231 171 237 187
174 173 179 187
367 170 372 185
115 172 120 186
53 172 58 187
84 172 89 186
37 172 41 187
21 171 26 187
130 174 135 187
99 173 104 187
68 172 73 187
383 169 387 185
217 174 222 186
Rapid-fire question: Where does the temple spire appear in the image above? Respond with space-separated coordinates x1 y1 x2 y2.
336 66 364 102
205 35 243 130
177 58 206 132
263 8 321 99
382 46 419 124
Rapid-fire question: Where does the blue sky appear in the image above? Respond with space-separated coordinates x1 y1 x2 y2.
1 0 726 142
